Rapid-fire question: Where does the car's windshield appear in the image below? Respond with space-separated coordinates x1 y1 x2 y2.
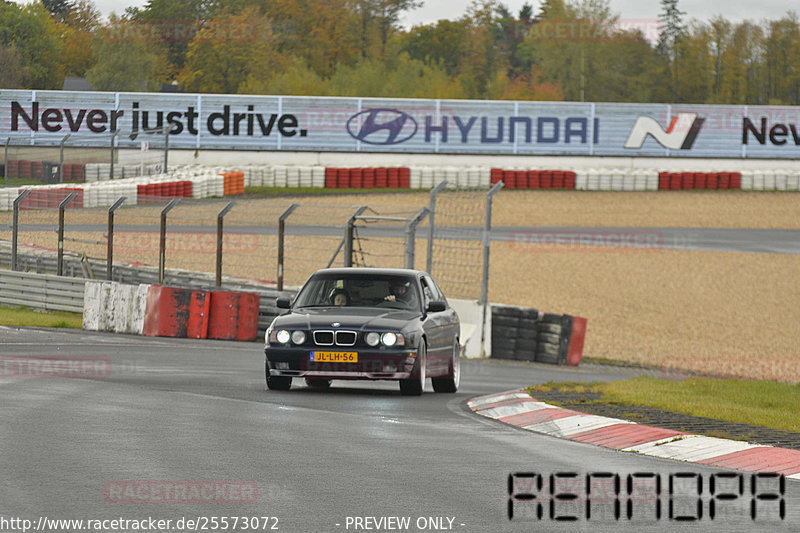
294 274 419 311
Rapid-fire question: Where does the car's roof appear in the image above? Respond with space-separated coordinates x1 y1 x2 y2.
310 267 428 277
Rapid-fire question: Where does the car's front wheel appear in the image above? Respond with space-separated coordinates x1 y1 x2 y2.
266 362 292 390
432 339 460 393
400 341 426 396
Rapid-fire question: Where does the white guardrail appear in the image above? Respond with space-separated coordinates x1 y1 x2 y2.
0 270 85 313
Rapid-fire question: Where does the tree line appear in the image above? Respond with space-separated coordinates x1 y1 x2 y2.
1 0 798 105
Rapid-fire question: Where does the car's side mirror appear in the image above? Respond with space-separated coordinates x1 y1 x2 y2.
427 300 446 313
276 297 291 309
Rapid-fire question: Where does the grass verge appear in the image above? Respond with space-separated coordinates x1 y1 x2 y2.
0 305 83 329
529 376 800 432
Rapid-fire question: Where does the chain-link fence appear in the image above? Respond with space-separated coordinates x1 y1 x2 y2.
0 185 500 296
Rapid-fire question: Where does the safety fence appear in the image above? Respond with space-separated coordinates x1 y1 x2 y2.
0 269 85 313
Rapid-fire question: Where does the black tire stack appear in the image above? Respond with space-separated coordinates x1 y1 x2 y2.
491 305 539 361
534 313 573 365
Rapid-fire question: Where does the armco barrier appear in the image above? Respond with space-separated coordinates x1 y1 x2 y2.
0 269 84 312
207 291 260 341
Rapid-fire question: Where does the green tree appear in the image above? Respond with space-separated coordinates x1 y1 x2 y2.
763 13 800 104
717 21 765 104
58 0 101 78
0 45 26 88
401 19 468 76
657 0 686 101
182 7 286 94
85 15 160 91
0 1 62 88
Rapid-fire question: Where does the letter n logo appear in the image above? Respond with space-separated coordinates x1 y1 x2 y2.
624 113 704 150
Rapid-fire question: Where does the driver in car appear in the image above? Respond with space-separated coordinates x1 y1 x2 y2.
384 280 416 308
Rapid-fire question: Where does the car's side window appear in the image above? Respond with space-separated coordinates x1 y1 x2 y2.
422 276 445 305
420 277 435 308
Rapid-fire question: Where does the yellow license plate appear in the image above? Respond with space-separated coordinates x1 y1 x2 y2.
310 351 358 363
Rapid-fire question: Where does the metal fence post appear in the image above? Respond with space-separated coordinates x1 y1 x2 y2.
107 197 126 280
57 192 79 275
4 137 9 187
110 131 119 180
344 206 368 267
58 134 71 184
426 181 448 274
158 198 181 284
277 203 299 291
480 181 504 354
405 208 430 269
215 201 236 287
164 127 170 172
11 190 31 271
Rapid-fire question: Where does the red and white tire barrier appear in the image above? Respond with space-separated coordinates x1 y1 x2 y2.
469 390 800 480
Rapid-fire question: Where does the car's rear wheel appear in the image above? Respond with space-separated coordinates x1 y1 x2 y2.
432 339 460 393
400 341 426 396
305 378 331 389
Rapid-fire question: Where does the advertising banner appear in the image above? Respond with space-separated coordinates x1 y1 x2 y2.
1 90 799 158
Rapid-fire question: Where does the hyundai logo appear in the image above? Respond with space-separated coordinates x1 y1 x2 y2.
346 108 418 145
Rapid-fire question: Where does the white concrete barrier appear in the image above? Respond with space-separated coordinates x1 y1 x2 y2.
83 280 151 334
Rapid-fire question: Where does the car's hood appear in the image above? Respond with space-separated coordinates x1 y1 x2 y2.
273 307 419 331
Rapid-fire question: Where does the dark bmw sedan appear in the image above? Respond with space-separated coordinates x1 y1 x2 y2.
264 268 460 395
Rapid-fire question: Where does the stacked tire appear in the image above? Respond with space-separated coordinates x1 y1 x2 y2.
491 305 538 361
535 314 573 365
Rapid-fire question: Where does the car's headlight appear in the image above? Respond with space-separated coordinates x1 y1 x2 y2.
365 332 380 347
275 330 291 344
291 330 306 345
381 332 404 347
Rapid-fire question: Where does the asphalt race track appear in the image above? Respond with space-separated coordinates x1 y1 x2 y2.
1 327 798 532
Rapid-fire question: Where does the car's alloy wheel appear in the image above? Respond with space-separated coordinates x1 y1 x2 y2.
432 339 460 393
305 378 332 389
400 341 426 396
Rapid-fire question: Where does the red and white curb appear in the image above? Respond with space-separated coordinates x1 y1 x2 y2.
468 390 800 481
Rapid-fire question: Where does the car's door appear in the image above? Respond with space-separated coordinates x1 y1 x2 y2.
419 275 456 375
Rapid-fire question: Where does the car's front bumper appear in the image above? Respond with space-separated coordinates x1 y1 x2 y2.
265 346 418 380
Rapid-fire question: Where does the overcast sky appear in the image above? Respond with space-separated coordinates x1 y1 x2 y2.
10 0 798 25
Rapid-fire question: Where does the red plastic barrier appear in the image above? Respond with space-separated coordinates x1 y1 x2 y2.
564 171 577 190
325 167 337 188
142 286 197 338
669 173 682 190
552 170 565 189
337 169 350 188
540 170 553 189
363 167 375 188
706 175 718 190
387 167 400 188
658 172 670 190
18 160 32 179
502 170 516 189
183 180 193 197
514 170 527 189
351 167 363 188
527 170 540 189
490 168 503 184
566 316 587 366
694 173 707 189
729 172 741 189
681 172 694 190
398 167 410 188
717 173 730 190
375 167 388 188
207 291 260 341
186 291 210 339
32 161 43 180
6 160 18 178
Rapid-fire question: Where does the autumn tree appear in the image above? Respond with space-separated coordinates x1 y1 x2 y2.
0 1 62 88
58 0 101 78
182 7 286 94
763 13 800 104
0 45 26 88
657 0 685 101
85 15 160 91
